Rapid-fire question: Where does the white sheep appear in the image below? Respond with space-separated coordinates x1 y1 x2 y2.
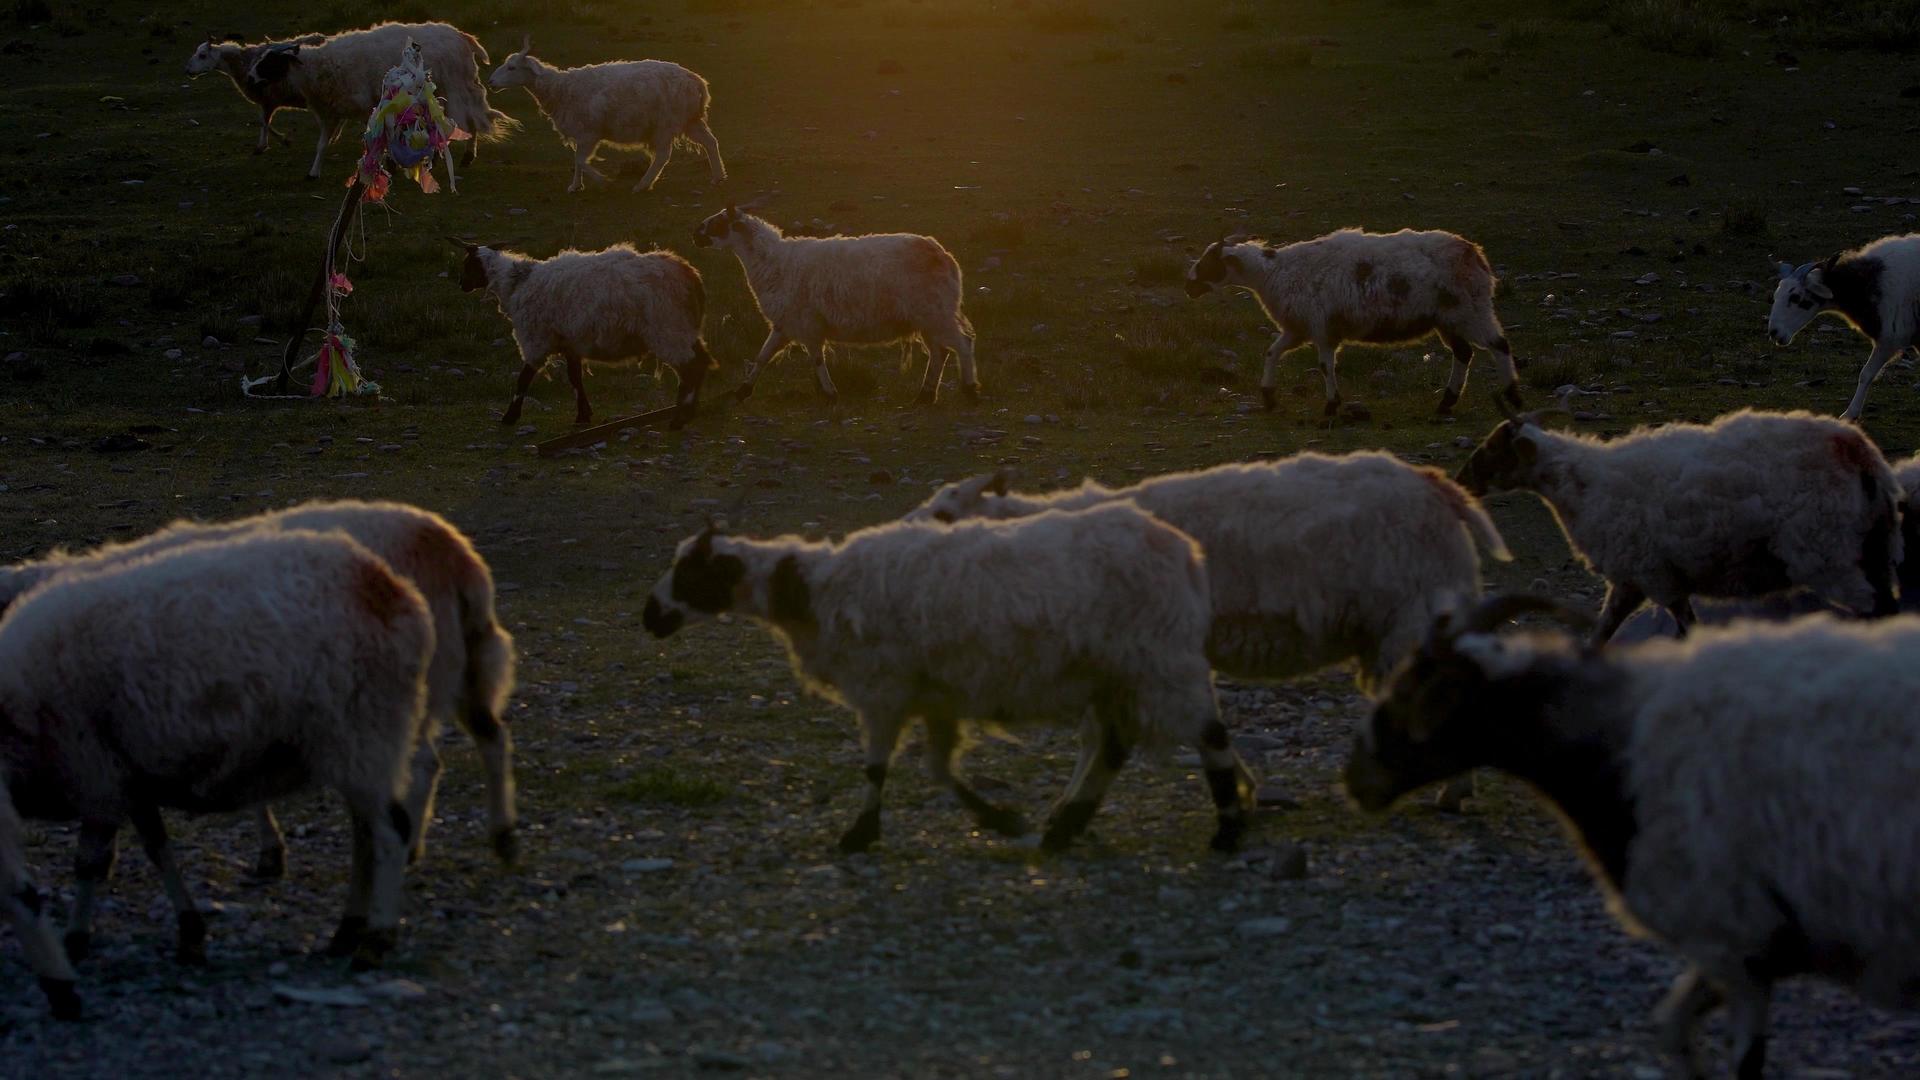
184 31 325 155
1185 228 1520 417
488 36 725 194
1347 596 1920 1078
640 508 1255 854
241 21 513 181
452 239 715 429
1768 236 1920 420
0 531 432 971
692 205 977 405
0 499 518 880
1455 406 1903 642
1 778 79 1020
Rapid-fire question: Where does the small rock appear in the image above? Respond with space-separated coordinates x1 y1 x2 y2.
1023 414 1043 425
109 273 141 287
201 335 221 348
692 1048 749 1071
164 348 184 360
273 985 371 1008
1235 916 1292 939
867 469 894 485
365 979 428 1001
1633 272 1660 285
1254 780 1300 810
621 858 675 874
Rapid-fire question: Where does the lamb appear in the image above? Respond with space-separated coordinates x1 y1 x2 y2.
1455 405 1902 643
0 531 432 971
0 499 518 880
487 36 725 194
1767 236 1920 421
640 507 1255 854
1184 228 1521 417
1345 595 1920 1078
241 21 512 181
452 239 715 429
184 31 326 155
1 776 79 1020
692 205 977 405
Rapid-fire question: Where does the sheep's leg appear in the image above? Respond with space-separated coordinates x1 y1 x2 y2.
1488 332 1523 406
402 737 444 866
466 702 519 866
1259 329 1299 411
64 819 119 963
1670 595 1698 637
1842 341 1900 421
250 805 287 881
688 118 726 184
1437 331 1475 415
1197 717 1252 853
1653 966 1721 1080
306 117 340 181
343 796 410 971
735 330 791 401
569 142 608 193
323 816 373 958
1722 976 1773 1080
1592 581 1648 646
0 802 79 1019
127 804 207 966
1314 342 1342 417
564 352 592 424
633 136 674 193
800 340 838 403
1041 716 1130 852
667 342 713 431
501 359 543 425
924 712 1027 838
459 135 477 169
839 711 905 854
441 141 459 196
254 110 273 155
916 346 951 405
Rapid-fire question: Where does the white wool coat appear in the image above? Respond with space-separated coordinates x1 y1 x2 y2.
478 244 706 368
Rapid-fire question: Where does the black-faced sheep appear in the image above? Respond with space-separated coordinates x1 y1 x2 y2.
692 205 977 405
1185 228 1520 417
0 499 518 880
487 36 725 193
0 531 432 971
453 240 715 429
184 31 325 155
1768 236 1920 421
242 21 512 180
1346 596 1920 1078
641 507 1254 854
1455 406 1902 643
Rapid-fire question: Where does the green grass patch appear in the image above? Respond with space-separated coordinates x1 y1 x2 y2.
607 767 734 808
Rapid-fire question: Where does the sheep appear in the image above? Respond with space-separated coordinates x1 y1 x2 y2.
1 776 79 1020
0 530 432 971
1767 236 1920 421
487 36 725 194
1455 405 1903 644
1893 452 1920 608
241 21 513 181
1184 228 1521 417
692 205 977 406
452 239 715 429
640 507 1256 854
0 499 518 880
1345 595 1920 1078
184 31 326 155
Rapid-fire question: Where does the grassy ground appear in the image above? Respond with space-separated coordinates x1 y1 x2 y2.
6 0 1920 1075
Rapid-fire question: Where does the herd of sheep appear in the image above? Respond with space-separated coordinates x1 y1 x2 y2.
6 14 1916 1079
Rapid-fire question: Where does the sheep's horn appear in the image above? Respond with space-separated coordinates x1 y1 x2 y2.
1456 594 1592 637
445 235 475 251
1794 261 1815 279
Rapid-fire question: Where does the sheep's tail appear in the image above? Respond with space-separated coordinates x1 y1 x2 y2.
457 564 520 864
1428 472 1511 561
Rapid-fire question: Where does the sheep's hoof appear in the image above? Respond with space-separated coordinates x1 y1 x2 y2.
574 411 594 426
39 977 81 1022
1040 800 1098 852
1436 388 1461 415
175 911 209 967
1260 387 1278 411
499 407 523 426
732 384 755 403
491 827 521 867
349 928 398 972
961 383 982 405
1209 816 1247 853
322 915 368 958
1322 397 1342 418
249 846 287 882
1502 383 1524 409
837 810 881 854
305 172 320 182
252 146 267 157
460 147 476 168
62 930 92 965
975 806 1029 838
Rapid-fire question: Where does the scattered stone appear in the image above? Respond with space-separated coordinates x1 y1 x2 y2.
201 335 221 348
109 273 141 287
1235 916 1292 939
1254 779 1300 811
867 469 893 485
273 985 371 1008
365 979 428 1002
621 858 675 874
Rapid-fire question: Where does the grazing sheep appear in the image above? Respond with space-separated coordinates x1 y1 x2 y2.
242 21 512 180
1455 406 1902 643
1768 236 1920 421
487 36 725 193
0 499 518 879
0 531 431 970
1346 596 1920 1078
640 508 1254 854
1185 229 1520 417
1 777 79 1020
452 239 715 429
692 205 977 405
184 31 325 155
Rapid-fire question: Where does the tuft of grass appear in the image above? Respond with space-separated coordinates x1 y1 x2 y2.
1607 0 1728 58
1130 251 1189 286
1237 38 1313 70
607 767 732 808
1501 20 1546 51
1720 198 1769 237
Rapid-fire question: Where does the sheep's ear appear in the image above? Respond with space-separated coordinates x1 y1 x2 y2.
1805 267 1834 300
1775 260 1794 280
1512 429 1539 467
521 33 531 55
725 203 738 219
691 524 716 557
987 469 1011 497
1220 251 1243 272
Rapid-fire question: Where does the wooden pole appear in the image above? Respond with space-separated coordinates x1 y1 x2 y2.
277 177 367 394
533 404 685 458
